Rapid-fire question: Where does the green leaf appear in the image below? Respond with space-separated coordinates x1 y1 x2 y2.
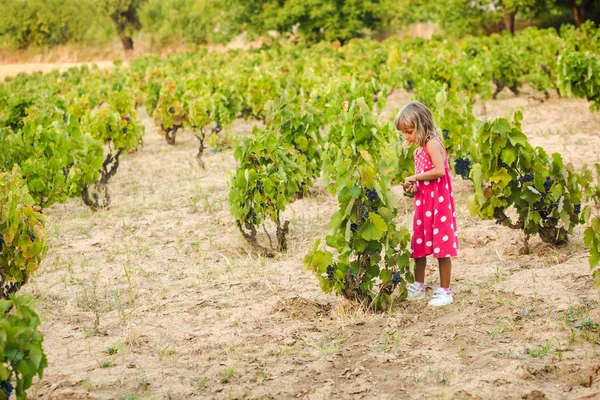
584 227 595 247
508 130 528 147
590 247 600 269
500 148 517 166
380 269 392 284
359 213 387 241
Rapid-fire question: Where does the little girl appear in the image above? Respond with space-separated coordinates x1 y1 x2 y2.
395 101 459 306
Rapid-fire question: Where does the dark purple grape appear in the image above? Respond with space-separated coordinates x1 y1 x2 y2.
443 129 449 140
544 176 554 192
168 106 175 114
392 272 401 285
326 265 334 280
574 204 581 215
519 173 534 185
454 158 471 180
360 205 370 220
1 380 13 397
366 188 379 202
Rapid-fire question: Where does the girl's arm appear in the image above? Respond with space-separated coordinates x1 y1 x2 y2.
404 140 446 183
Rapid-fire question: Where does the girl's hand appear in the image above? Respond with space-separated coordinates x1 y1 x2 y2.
401 180 417 195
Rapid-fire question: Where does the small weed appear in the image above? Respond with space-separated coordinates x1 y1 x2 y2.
195 376 208 390
557 303 599 344
104 345 119 355
81 379 94 391
220 366 235 384
526 342 553 358
485 326 513 339
100 360 114 368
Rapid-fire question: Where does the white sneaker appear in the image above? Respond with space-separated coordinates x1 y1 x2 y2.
428 288 453 306
407 282 426 301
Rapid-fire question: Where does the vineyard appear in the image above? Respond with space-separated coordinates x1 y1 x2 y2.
1 22 600 399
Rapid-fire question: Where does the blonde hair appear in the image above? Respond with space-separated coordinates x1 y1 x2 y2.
394 101 440 147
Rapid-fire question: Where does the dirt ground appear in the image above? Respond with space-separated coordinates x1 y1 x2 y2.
10 73 600 400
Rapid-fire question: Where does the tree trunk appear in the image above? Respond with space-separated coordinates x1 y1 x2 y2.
570 0 590 28
120 36 134 51
503 6 517 34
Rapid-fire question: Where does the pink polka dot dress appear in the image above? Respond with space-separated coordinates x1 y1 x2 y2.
411 138 459 259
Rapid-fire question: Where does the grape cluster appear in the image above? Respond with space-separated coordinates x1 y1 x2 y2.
326 265 334 280
168 106 175 114
497 160 509 169
256 180 264 194
454 158 471 180
574 204 581 215
351 223 359 232
442 129 449 140
249 210 257 224
29 233 35 241
0 235 4 252
391 272 401 285
360 205 370 220
122 127 127 133
406 79 414 91
1 381 13 398
495 219 503 225
62 165 71 178
518 173 534 185
543 176 554 192
366 188 379 202
535 199 559 220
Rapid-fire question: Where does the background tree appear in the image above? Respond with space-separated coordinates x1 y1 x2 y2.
0 0 95 49
139 0 239 46
233 0 384 44
98 0 147 51
555 0 598 27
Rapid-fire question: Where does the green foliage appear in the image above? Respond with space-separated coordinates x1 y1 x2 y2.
489 35 526 98
0 294 47 400
471 112 586 250
305 98 411 311
235 0 384 44
228 126 310 254
265 98 323 195
98 0 147 49
557 50 600 111
152 76 187 143
0 0 100 49
139 0 237 45
0 167 47 299
583 163 600 285
1 101 104 208
585 216 600 285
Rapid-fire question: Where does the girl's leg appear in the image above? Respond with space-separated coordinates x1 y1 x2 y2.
438 257 452 288
414 257 427 283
